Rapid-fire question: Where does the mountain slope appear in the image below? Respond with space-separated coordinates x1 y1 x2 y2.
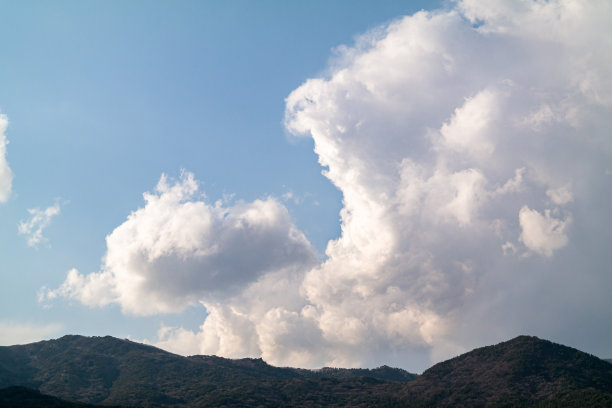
0 335 610 407
0 335 414 407
394 335 612 407
0 386 125 408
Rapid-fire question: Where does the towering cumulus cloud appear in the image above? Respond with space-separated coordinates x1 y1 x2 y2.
46 0 612 370
0 114 13 203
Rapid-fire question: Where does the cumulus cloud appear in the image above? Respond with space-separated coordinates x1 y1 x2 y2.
42 172 317 315
0 114 13 203
18 203 61 247
151 324 203 355
46 0 612 371
519 206 570 257
435 89 498 159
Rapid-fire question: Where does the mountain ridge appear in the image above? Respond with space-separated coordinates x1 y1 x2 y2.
1 334 611 407
0 334 416 407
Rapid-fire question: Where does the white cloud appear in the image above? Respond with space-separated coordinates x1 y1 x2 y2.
435 89 498 159
18 203 61 247
501 241 518 256
0 114 13 203
493 168 525 196
47 0 612 371
40 268 118 307
150 324 203 356
0 321 62 346
43 171 317 316
546 184 573 205
279 0 611 367
519 206 571 257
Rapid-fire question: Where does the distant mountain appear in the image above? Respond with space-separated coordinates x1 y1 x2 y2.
0 334 610 407
605 358 612 364
295 365 417 382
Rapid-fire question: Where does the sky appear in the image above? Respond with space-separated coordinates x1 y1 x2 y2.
1 0 611 373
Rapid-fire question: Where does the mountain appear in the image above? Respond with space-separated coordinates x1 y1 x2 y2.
1 334 611 407
0 386 124 408
296 365 417 382
0 335 414 407
392 335 612 407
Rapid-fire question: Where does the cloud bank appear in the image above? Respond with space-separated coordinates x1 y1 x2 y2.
46 0 612 370
0 114 13 203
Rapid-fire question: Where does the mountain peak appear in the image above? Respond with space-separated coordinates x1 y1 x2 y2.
400 334 612 406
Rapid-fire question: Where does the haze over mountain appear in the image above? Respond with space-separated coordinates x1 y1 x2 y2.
1 335 610 407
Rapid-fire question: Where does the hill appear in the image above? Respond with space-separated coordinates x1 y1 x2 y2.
0 386 125 408
0 335 413 407
0 335 611 407
393 335 612 407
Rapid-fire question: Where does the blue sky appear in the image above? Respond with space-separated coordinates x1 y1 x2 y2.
0 0 439 351
2 0 612 372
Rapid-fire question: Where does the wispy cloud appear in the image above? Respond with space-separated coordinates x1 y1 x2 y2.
18 203 61 248
0 114 13 203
